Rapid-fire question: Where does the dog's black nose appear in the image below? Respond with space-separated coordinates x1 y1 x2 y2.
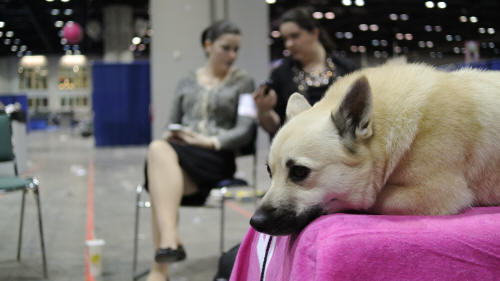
250 208 269 233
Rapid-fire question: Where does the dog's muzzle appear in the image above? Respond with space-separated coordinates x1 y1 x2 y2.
250 204 323 235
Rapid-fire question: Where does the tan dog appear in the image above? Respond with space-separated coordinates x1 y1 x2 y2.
250 62 500 235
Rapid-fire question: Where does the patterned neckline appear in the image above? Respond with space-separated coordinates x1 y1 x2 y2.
292 56 337 97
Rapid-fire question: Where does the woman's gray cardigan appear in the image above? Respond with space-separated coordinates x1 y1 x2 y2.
168 68 255 152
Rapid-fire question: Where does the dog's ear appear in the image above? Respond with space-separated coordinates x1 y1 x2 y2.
286 92 312 121
331 76 373 146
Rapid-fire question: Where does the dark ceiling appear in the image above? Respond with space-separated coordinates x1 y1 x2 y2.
0 0 149 57
0 0 499 61
270 0 500 61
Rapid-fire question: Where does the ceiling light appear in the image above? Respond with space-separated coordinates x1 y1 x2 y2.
4 38 11 45
61 0 70 2
426 41 434 48
489 42 495 48
374 51 381 58
344 32 353 39
325 12 335 20
425 1 434 8
380 40 388 46
478 27 486 34
51 9 60 15
454 35 462 41
395 33 404 40
434 26 442 32
342 0 352 6
369 24 379 32
418 41 426 48
358 45 366 53
312 12 323 19
64 9 73 15
20 45 27 51
437 1 447 8
453 47 460 54
459 16 467 22
394 46 402 53
400 14 409 21
371 39 379 46
0 31 3 38
60 38 67 45
11 45 18 52
335 32 344 39
446 34 453 41
469 16 478 23
405 33 413 40
0 21 5 28
45 0 54 2
355 0 365 6
350 45 358 52
425 25 432 32
487 28 495 34
359 24 368 31
270 30 280 38
5 31 13 37
265 0 276 4
13 38 20 44
131 37 141 45
389 13 398 21
55 21 64 28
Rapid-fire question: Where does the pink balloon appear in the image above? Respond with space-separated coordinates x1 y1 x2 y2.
63 22 83 44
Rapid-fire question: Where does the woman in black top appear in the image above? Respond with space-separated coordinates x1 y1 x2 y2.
254 7 358 135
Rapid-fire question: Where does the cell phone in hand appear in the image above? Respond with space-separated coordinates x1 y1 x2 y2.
260 79 273 95
168 123 183 132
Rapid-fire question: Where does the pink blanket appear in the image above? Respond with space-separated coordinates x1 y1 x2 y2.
230 207 500 281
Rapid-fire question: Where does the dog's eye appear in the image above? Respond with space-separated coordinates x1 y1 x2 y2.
289 165 310 182
266 164 272 178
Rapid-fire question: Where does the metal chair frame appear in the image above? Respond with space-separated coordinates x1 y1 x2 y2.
0 114 48 279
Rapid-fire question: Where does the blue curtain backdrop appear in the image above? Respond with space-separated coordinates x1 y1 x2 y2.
92 61 151 146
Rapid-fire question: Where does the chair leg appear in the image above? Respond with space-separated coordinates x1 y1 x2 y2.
33 186 48 279
220 196 226 254
17 189 27 261
132 184 142 278
252 153 258 207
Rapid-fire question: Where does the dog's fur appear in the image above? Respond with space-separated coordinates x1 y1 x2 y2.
250 62 500 235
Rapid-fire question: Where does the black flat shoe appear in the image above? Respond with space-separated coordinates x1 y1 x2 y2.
155 245 187 263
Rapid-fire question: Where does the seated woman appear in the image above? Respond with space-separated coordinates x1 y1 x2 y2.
145 20 255 281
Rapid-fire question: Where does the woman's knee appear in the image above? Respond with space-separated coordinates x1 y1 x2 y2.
147 140 177 163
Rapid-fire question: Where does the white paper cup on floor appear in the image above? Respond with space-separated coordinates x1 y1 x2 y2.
86 239 105 276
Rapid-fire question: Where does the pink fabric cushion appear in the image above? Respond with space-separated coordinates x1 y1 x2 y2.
231 207 500 281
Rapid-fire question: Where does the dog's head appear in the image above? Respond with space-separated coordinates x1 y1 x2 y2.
250 76 378 235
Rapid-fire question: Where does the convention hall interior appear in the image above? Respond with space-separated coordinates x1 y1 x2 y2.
0 0 499 281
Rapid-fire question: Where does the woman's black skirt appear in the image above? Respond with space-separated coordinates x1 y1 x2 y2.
144 141 236 205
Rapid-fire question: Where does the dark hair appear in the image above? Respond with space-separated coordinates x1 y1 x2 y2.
279 7 336 53
200 20 241 51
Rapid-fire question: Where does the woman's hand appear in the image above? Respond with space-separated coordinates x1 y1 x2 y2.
253 84 277 113
176 129 215 149
253 84 281 134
